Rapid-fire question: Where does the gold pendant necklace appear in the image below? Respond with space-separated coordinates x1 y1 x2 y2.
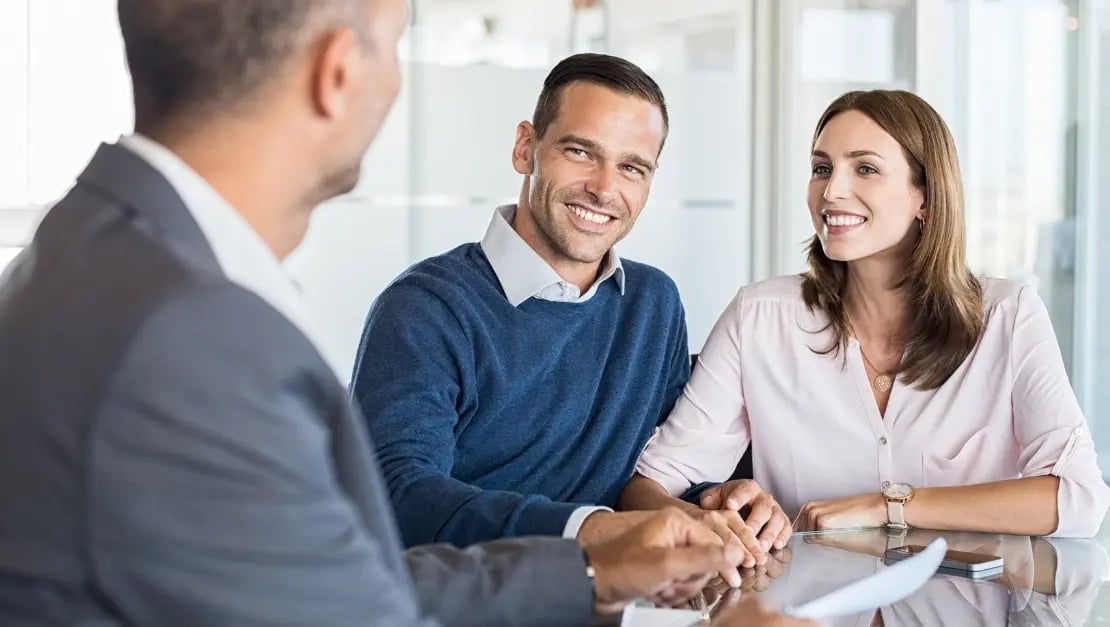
872 372 893 392
848 315 899 393
859 346 895 392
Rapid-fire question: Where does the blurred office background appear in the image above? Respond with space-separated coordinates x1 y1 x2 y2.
1 0 1108 473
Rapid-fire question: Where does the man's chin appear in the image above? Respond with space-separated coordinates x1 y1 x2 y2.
561 247 612 266
321 164 362 201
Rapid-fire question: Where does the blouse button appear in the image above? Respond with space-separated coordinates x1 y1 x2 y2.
879 436 888 445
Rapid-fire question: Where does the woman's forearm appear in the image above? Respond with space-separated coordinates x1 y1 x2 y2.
619 473 700 514
906 476 1060 536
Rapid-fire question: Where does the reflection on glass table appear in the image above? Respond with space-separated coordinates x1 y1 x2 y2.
681 528 1109 626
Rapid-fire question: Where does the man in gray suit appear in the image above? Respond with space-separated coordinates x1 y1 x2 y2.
0 1 814 626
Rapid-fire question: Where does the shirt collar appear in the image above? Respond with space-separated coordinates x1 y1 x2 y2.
117 134 333 373
479 204 625 307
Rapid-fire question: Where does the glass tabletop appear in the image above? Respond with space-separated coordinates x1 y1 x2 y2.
675 524 1110 626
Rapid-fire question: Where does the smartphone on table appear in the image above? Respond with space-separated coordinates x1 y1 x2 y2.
885 544 1004 579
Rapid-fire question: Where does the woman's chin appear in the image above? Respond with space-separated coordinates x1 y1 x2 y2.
820 242 862 263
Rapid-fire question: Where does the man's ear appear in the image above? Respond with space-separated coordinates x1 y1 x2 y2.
512 121 537 176
310 28 359 119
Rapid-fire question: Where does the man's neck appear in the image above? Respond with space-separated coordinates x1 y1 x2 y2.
145 125 314 261
510 205 603 292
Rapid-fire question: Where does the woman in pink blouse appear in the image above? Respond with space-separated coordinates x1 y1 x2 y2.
621 90 1110 545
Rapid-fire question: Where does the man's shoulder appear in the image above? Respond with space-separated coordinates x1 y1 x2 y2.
113 279 341 430
143 280 318 353
378 243 495 305
1 197 205 366
618 258 681 300
2 195 322 384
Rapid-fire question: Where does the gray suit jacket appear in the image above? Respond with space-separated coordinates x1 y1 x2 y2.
0 144 593 626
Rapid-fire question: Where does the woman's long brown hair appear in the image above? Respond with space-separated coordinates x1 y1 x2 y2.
801 90 983 390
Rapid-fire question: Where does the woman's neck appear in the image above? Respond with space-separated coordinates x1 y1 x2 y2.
844 256 908 345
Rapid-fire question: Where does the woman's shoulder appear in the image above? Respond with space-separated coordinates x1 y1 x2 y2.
735 274 808 305
722 275 819 330
978 276 1036 312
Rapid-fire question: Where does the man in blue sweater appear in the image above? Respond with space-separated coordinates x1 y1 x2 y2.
352 53 739 553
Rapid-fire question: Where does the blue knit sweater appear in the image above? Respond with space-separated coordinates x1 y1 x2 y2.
350 244 689 547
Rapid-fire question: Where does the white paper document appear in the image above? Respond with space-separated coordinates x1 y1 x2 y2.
622 538 948 626
786 537 948 619
620 606 701 627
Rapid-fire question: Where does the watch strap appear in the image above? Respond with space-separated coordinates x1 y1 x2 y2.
887 499 907 528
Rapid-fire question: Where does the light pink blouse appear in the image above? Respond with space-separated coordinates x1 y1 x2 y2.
635 275 1110 537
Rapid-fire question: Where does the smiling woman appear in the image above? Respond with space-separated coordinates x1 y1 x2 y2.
802 92 983 393
624 89 1110 543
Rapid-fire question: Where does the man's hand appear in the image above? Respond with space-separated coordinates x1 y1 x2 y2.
794 493 886 532
687 509 763 585
697 545 792 614
709 595 820 627
576 510 657 546
699 480 793 552
584 507 744 612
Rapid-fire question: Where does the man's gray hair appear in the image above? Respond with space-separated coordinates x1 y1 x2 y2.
117 0 363 132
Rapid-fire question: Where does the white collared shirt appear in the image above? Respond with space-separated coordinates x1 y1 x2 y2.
478 204 625 538
118 134 334 378
480 204 624 307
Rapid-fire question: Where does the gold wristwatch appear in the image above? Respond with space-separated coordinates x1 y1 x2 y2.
882 482 915 529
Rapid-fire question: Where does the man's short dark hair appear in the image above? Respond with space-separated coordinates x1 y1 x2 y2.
117 0 358 132
532 53 669 151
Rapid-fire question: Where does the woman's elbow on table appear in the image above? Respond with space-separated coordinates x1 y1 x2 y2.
1049 474 1110 538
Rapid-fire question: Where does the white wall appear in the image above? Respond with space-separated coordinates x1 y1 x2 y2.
285 76 415 378
27 0 132 205
0 1 756 377
0 0 29 208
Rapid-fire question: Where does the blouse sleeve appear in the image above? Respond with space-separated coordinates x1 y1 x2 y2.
1010 285 1110 537
635 287 753 496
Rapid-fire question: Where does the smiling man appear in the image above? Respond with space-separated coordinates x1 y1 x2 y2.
350 53 692 548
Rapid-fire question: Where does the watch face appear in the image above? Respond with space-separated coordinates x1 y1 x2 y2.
885 483 913 498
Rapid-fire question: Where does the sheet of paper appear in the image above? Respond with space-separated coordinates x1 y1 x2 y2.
620 605 701 627
622 537 948 626
787 537 948 620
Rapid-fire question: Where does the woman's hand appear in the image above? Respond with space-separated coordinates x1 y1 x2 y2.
700 480 793 552
794 492 887 532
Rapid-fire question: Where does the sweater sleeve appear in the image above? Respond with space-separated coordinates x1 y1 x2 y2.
659 294 692 426
349 279 583 547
